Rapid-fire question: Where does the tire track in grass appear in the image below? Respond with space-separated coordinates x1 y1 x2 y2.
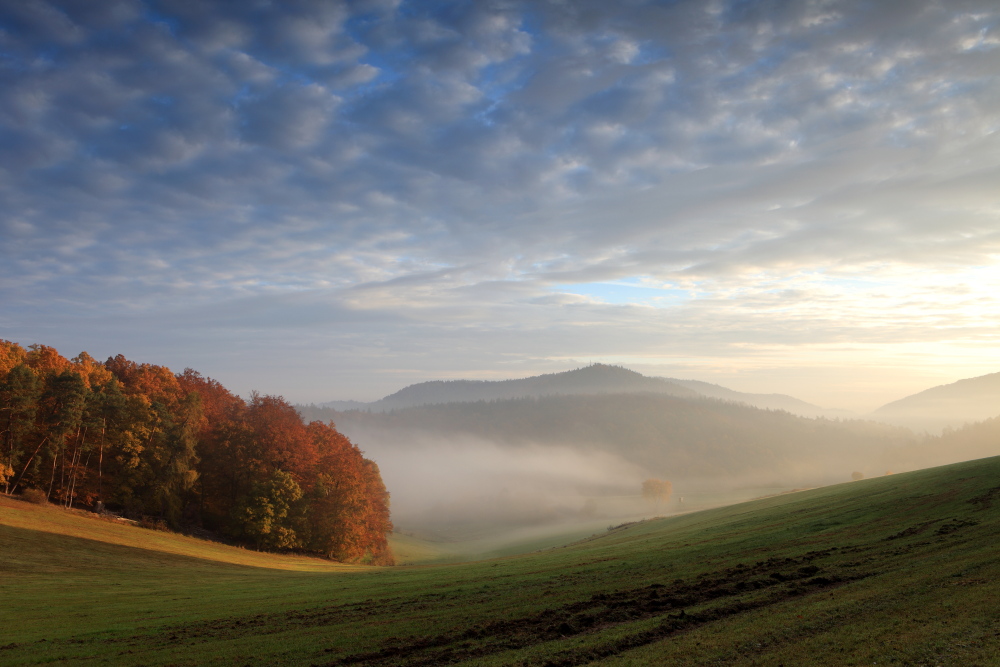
323 549 871 666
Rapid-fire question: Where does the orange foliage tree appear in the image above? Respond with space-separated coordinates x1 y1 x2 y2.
0 342 394 564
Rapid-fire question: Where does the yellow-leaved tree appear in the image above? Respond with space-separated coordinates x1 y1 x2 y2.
642 478 672 513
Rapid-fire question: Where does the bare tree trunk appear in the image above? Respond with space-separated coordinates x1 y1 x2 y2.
65 443 79 508
62 433 73 507
98 418 105 500
10 436 48 495
47 449 58 500
66 427 87 509
74 448 94 510
60 427 77 504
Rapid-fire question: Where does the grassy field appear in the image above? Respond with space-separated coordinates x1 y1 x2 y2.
3 457 1000 665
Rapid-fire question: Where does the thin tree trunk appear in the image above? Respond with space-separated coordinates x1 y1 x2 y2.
65 442 79 508
60 427 76 503
9 436 48 495
47 449 58 500
97 417 106 500
62 433 73 507
66 427 87 509
70 448 93 511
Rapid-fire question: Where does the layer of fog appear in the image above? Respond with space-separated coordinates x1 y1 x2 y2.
360 434 647 533
352 428 820 542
869 396 1000 435
333 403 1000 549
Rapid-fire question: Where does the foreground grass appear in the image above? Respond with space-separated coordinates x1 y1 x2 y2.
3 457 1000 665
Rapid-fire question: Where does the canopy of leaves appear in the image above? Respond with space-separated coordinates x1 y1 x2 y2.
0 340 392 564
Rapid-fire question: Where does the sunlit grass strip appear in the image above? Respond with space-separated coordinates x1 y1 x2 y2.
0 495 359 571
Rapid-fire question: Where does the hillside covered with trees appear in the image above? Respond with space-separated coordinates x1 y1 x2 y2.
0 340 392 564
319 364 698 412
317 364 850 420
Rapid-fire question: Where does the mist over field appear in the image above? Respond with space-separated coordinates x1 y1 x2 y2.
356 434 646 531
344 415 1000 540
322 418 864 536
346 428 875 536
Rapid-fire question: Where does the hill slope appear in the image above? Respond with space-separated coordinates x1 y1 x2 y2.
4 456 1000 665
870 371 1000 432
317 364 841 418
666 378 852 418
322 364 697 412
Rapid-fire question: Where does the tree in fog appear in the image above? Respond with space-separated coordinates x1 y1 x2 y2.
642 478 672 512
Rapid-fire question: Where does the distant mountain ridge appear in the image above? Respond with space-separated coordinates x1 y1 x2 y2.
664 378 853 419
321 365 697 412
870 371 1000 433
317 363 843 418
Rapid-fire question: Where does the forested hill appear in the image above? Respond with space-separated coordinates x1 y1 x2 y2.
332 364 696 412
304 393 918 485
0 340 393 564
317 364 837 416
869 371 1000 433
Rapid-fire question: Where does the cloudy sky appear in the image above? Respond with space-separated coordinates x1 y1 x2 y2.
2 0 999 412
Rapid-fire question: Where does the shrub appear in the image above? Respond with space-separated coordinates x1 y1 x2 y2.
607 520 639 532
139 516 170 531
21 488 49 504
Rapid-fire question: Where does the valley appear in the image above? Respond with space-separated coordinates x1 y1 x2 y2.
299 365 1000 543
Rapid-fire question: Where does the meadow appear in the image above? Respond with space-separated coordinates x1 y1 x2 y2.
3 456 1000 665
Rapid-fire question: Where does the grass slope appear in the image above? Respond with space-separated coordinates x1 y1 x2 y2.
3 456 1000 665
0 499 357 572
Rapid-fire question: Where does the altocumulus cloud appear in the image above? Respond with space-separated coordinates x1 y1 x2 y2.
1 0 999 410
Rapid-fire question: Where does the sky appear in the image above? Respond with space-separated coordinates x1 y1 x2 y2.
1 0 999 413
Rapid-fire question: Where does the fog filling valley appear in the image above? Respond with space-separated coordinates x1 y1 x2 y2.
333 423 891 539
354 433 649 533
295 367 1000 544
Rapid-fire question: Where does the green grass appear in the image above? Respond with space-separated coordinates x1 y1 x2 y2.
3 457 1000 665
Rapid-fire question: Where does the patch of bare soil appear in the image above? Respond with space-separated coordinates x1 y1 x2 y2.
967 486 1000 511
324 549 868 667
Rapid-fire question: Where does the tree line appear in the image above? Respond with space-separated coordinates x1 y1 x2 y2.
0 341 393 564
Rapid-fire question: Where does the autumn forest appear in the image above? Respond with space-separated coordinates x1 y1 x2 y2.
0 340 393 564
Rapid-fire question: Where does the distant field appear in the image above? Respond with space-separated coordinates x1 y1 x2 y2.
4 457 1000 665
